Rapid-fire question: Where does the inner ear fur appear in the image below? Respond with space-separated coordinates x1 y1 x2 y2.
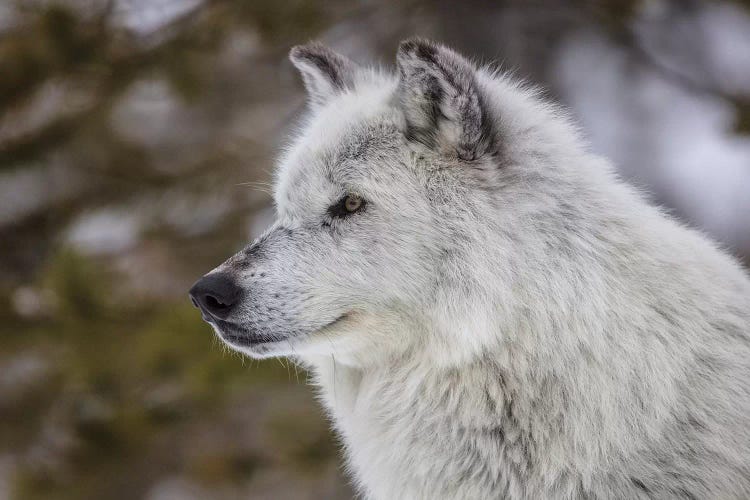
290 42 358 108
396 38 494 161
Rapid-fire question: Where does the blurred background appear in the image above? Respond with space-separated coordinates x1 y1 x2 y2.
1 0 749 498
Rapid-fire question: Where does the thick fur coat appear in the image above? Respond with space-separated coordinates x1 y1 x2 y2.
192 39 750 499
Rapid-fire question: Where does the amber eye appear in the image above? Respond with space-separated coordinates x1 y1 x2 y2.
327 194 366 219
344 194 363 213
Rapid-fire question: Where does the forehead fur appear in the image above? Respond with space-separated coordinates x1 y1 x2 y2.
275 72 401 206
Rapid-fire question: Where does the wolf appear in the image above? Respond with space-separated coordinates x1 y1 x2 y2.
189 39 750 499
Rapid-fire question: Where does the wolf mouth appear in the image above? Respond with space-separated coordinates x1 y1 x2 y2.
211 320 279 347
222 333 276 348
215 313 350 350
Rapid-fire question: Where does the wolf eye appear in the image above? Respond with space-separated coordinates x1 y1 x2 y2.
328 194 366 219
344 195 363 213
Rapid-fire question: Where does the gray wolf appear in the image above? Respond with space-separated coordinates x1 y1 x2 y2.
190 38 750 499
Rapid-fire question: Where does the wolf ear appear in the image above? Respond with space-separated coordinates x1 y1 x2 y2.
290 43 357 107
396 38 494 161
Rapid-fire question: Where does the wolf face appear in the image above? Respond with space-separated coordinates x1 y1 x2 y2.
190 39 579 364
189 39 750 499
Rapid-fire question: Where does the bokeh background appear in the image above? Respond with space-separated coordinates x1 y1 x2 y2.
1 1 749 499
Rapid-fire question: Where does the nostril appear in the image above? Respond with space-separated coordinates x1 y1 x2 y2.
204 294 230 310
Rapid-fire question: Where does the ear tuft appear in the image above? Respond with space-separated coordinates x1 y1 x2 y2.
290 43 357 107
396 38 494 161
397 38 441 68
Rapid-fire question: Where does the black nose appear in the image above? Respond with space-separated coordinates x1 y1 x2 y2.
189 273 241 321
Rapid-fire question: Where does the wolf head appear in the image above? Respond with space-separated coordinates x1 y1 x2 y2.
190 38 600 366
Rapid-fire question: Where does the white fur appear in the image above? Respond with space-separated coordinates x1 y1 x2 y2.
206 40 750 499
